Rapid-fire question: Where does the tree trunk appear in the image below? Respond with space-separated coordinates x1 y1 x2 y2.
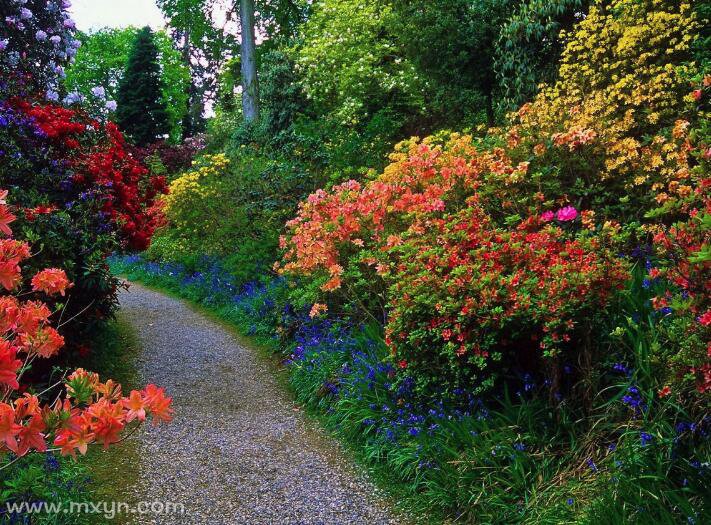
485 92 495 127
240 0 259 123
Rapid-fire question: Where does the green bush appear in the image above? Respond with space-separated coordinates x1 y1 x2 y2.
149 149 321 285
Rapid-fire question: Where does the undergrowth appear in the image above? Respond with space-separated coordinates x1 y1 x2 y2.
109 254 710 525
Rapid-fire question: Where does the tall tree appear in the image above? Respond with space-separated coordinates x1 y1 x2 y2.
115 27 171 146
240 0 259 122
65 28 190 143
156 0 305 127
156 0 239 134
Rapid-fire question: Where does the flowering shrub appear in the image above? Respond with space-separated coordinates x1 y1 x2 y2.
501 0 699 220
0 1 168 356
0 96 167 343
387 210 628 391
150 149 319 285
279 135 630 390
278 134 529 296
0 188 172 459
0 0 79 95
279 0 709 396
639 89 710 397
16 99 167 250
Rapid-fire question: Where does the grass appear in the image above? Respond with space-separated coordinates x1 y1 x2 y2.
80 318 143 525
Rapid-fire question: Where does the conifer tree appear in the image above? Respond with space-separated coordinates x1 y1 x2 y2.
116 27 170 146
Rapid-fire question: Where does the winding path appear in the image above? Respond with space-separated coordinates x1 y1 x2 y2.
118 283 403 525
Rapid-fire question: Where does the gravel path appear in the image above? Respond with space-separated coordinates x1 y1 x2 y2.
118 283 404 525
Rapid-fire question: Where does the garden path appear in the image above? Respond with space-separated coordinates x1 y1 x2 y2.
117 282 402 525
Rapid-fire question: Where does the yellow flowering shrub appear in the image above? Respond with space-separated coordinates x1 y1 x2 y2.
149 148 321 284
148 153 241 261
162 153 230 231
497 0 700 221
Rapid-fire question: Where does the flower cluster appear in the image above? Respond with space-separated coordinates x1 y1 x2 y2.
0 0 80 94
0 187 172 458
53 373 172 456
387 209 628 389
278 135 529 292
502 0 699 220
14 99 168 250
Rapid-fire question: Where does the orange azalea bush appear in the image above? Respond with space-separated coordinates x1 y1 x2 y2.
278 135 630 390
0 188 172 459
278 134 531 298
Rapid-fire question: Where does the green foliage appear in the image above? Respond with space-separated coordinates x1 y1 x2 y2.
65 28 190 143
115 27 171 146
149 150 321 285
392 0 520 125
0 453 92 524
65 29 132 100
494 0 589 113
156 0 239 135
295 0 425 127
258 49 309 142
256 0 310 42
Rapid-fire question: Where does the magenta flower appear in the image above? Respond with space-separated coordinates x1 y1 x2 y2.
556 206 578 222
540 211 555 222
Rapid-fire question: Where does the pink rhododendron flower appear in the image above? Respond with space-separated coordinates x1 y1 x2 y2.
540 211 555 222
556 206 578 222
